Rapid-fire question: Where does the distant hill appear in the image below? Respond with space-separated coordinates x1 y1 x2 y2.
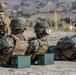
0 0 76 23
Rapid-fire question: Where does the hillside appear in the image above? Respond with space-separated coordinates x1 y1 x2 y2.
0 0 76 23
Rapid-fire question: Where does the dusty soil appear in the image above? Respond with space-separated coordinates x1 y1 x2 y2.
1 61 76 75
0 31 76 75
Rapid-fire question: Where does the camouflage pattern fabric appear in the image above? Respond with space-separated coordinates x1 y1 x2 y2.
10 17 26 30
34 21 49 32
36 38 48 54
0 33 27 66
11 34 28 55
56 36 76 52
47 35 76 61
46 45 73 60
34 21 51 35
15 33 26 41
25 38 48 63
26 38 39 54
0 14 11 38
70 35 76 52
0 2 11 38
0 36 14 53
0 36 14 65
56 36 73 50
0 17 28 66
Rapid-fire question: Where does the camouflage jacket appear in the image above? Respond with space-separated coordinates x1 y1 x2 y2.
47 35 76 61
25 37 49 62
0 14 11 37
0 33 28 65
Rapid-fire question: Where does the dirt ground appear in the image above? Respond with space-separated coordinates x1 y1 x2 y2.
1 61 75 75
0 31 76 75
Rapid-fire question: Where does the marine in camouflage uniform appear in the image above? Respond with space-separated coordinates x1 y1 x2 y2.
0 17 28 66
0 2 11 38
47 35 76 61
25 21 51 63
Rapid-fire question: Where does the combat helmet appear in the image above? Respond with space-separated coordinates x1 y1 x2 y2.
10 17 27 30
0 2 6 12
34 21 51 35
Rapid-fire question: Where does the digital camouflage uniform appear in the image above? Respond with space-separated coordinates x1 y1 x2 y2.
0 17 28 66
25 21 51 63
0 2 11 38
47 36 76 61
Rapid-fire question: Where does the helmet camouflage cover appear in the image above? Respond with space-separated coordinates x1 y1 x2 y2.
10 17 26 30
0 2 6 11
34 21 50 34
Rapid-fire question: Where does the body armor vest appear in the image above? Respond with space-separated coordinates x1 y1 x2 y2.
36 39 48 54
12 35 28 55
31 39 48 61
0 34 28 65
